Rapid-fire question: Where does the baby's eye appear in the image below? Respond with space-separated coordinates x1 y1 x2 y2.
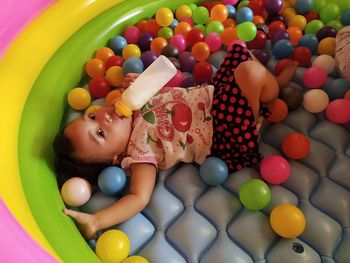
97 128 105 138
88 113 96 120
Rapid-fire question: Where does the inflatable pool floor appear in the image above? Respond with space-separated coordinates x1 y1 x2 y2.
116 107 350 263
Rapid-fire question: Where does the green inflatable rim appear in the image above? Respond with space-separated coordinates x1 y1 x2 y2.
18 0 201 262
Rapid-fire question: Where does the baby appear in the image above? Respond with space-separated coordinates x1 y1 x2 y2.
54 44 296 239
335 25 350 80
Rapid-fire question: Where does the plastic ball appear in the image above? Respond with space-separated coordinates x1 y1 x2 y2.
98 167 126 195
298 34 318 54
236 7 253 23
141 50 158 69
295 0 313 13
282 133 311 160
303 66 327 89
168 57 181 70
137 32 153 52
150 37 168 55
156 7 174 27
122 44 141 60
122 256 149 263
247 30 267 49
60 177 91 207
326 20 344 31
320 4 340 24
324 79 350 100
239 179 271 211
136 20 148 33
192 6 210 25
274 58 294 76
106 89 123 106
304 20 324 35
122 57 144 74
67 87 91 110
169 34 187 53
109 36 127 55
236 21 257 42
187 29 205 46
266 14 285 25
175 22 192 37
208 50 227 68
193 61 213 83
96 230 130 263
317 37 336 56
279 84 303 110
287 26 302 46
161 45 179 58
176 5 192 21
288 15 307 30
248 0 265 15
106 66 124 87
341 8 350 25
312 0 326 12
270 204 306 238
325 99 350 124
165 70 185 87
178 51 197 72
226 5 236 19
199 157 228 186
85 104 102 115
88 77 111 99
181 76 197 88
85 58 105 78
252 49 270 65
252 15 265 25
267 99 288 123
292 47 312 67
221 27 238 46
282 7 297 22
316 26 337 41
238 0 251 10
304 11 320 23
145 19 162 37
303 89 329 113
206 21 224 35
260 155 290 184
345 90 350 101
264 0 283 14
193 24 207 33
204 33 222 52
211 4 229 22
95 47 115 63
271 30 290 45
105 55 124 70
223 0 238 5
169 18 179 30
268 21 286 38
124 26 141 44
158 27 174 41
272 39 293 59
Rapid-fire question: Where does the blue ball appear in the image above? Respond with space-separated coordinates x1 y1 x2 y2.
324 78 350 100
109 36 127 55
236 7 253 23
226 5 236 19
295 0 313 14
341 9 350 25
200 157 228 186
298 34 319 54
272 39 293 59
169 19 179 30
122 57 144 74
98 167 126 195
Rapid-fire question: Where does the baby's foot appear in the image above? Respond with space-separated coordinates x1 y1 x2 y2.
276 61 298 88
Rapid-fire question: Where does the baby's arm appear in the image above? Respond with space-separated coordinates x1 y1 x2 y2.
64 163 156 239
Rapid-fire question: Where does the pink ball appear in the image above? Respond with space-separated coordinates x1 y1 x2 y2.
303 67 327 89
223 0 238 5
165 70 185 87
124 26 141 44
228 39 247 50
60 177 92 207
325 99 350 124
170 34 187 52
205 32 222 52
260 155 291 184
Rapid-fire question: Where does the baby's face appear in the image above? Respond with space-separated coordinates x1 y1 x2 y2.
64 106 132 164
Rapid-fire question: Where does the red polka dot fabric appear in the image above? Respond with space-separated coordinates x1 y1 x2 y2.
209 44 266 173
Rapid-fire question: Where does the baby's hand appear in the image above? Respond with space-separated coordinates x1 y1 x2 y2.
122 73 140 88
64 208 100 240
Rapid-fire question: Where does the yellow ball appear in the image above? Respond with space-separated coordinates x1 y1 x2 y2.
176 5 192 20
67 87 91 110
96 230 130 263
122 256 150 263
288 15 307 30
317 37 336 56
270 204 306 238
156 7 174 27
122 44 141 60
85 104 102 115
282 7 296 23
106 66 124 87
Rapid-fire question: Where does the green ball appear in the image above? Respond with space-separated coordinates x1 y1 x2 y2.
158 27 173 41
304 20 324 35
236 21 257 42
339 0 350 11
238 0 250 9
239 179 271 211
192 6 209 25
312 0 326 12
320 4 340 24
206 21 224 35
188 3 197 11
326 20 344 31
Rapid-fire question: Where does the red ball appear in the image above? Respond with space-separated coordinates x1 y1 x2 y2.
88 77 111 98
274 58 294 76
105 55 124 70
292 47 312 67
248 30 267 49
248 0 265 15
268 21 285 38
304 12 319 23
193 62 213 83
282 133 311 160
187 29 205 47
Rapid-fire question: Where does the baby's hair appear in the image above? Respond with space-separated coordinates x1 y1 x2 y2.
53 130 110 188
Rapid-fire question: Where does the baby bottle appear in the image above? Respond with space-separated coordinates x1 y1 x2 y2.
115 55 177 117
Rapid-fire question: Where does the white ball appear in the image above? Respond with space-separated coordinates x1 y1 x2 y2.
303 89 329 113
312 55 336 75
61 177 92 207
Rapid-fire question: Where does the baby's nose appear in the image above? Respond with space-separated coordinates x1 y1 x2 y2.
104 112 112 123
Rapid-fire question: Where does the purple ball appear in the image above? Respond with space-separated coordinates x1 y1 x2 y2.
271 30 290 45
141 51 158 68
181 76 197 88
264 0 283 14
316 26 337 41
137 32 153 51
178 51 197 73
252 50 270 65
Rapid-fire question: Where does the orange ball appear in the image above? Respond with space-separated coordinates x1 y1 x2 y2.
287 26 302 46
282 133 311 159
345 90 350 101
210 4 228 23
150 37 168 55
95 47 115 62
317 37 336 56
192 42 211 61
221 27 238 46
106 89 123 105
223 18 237 28
252 15 265 25
105 66 124 87
137 20 148 32
282 7 296 23
85 58 105 78
175 22 192 37
268 99 288 123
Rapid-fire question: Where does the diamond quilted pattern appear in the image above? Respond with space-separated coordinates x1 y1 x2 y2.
329 154 350 190
263 185 298 214
335 229 350 263
283 108 317 134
